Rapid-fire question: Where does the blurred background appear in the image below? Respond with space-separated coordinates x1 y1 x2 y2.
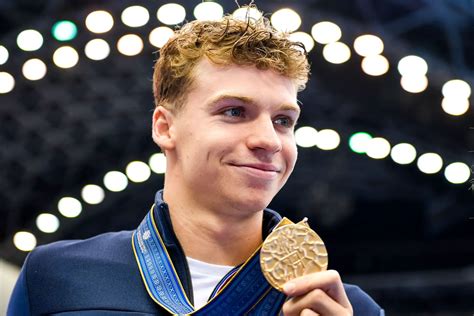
0 0 473 314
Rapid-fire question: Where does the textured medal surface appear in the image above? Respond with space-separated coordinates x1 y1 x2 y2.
260 221 328 291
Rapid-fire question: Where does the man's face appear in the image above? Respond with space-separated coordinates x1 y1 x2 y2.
163 58 300 214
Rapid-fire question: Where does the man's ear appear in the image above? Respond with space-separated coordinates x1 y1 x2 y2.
152 106 176 151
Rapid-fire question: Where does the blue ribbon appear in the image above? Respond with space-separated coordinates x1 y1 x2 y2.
132 206 286 315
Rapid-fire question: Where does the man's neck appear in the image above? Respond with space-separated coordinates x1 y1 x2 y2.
163 189 263 266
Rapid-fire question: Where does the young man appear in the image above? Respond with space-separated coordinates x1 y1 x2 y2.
8 10 383 315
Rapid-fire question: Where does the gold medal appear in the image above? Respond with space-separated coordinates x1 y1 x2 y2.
260 218 328 291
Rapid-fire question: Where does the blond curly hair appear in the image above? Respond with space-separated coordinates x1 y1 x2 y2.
153 8 310 111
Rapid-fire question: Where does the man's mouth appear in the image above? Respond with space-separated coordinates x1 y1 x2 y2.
230 163 280 172
228 163 282 180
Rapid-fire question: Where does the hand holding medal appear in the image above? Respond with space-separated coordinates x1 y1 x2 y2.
261 218 353 315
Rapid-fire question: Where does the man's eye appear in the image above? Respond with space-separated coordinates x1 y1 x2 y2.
223 107 244 117
274 117 293 127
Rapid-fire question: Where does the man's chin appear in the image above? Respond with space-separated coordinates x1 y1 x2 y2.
229 191 275 213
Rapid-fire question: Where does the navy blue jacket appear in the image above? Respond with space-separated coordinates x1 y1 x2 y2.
8 192 384 315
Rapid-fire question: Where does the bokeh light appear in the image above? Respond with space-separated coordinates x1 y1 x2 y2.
36 213 60 233
289 32 315 53
366 137 391 159
323 42 351 64
400 75 428 93
17 29 43 51
117 34 143 56
417 153 443 174
58 197 82 218
22 58 47 81
86 10 114 34
442 79 471 99
316 129 340 150
353 34 384 56
84 39 110 61
311 21 341 44
397 55 428 76
52 20 78 41
103 171 129 192
390 143 417 165
81 184 105 205
0 45 8 65
149 26 174 48
121 5 150 27
295 126 318 148
194 2 224 21
149 153 167 174
441 97 470 116
361 55 389 76
444 162 471 184
53 46 79 68
349 132 373 154
157 3 186 25
13 231 37 252
0 72 15 94
126 161 151 183
271 8 301 33
232 7 262 22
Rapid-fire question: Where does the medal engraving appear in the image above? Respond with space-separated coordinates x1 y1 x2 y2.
260 219 328 291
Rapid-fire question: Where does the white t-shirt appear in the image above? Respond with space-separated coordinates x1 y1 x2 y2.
186 257 235 309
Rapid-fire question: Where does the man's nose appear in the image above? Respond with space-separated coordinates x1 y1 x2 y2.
245 117 283 154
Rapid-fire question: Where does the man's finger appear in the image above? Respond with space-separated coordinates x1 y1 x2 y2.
283 270 351 309
301 308 320 316
282 289 348 316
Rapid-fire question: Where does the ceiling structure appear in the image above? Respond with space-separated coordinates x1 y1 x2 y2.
0 0 473 314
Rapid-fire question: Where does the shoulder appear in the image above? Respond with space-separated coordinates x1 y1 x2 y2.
25 230 135 285
28 230 133 266
343 283 384 316
31 230 132 256
24 230 136 288
10 230 167 314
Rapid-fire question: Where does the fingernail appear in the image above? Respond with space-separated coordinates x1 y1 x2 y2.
283 282 295 295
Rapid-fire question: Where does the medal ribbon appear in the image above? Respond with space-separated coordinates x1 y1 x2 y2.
132 206 286 315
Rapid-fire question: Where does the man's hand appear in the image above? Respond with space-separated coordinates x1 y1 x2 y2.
281 270 353 316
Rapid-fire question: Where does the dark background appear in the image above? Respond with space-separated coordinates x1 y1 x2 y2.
0 0 473 314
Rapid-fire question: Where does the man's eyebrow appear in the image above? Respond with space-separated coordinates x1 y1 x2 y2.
208 94 255 106
279 103 301 115
208 94 300 114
